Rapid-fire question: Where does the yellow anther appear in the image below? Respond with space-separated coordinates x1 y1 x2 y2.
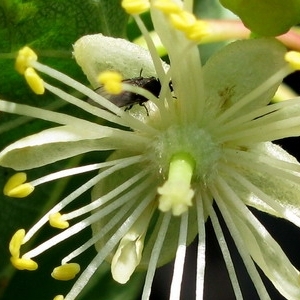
98 70 123 94
121 0 150 15
49 212 69 229
153 0 182 14
24 67 45 94
51 263 81 281
185 20 210 42
54 296 64 300
285 51 300 70
15 46 38 74
10 256 38 270
4 172 34 198
9 229 25 258
169 11 196 31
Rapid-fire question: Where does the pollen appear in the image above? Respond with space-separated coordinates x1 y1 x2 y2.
10 256 38 270
98 70 123 94
4 172 34 198
15 46 38 75
121 0 150 15
9 229 25 258
49 212 69 229
24 67 45 95
153 0 182 13
285 51 300 70
51 263 81 281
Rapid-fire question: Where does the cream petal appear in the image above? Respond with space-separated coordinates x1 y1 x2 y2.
0 125 124 170
202 38 286 122
232 207 300 300
73 34 160 88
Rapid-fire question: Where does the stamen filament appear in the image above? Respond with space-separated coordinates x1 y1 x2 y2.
211 178 271 300
23 155 143 243
30 161 122 187
141 212 172 300
195 193 206 300
31 61 158 135
61 178 154 264
203 193 243 299
169 211 188 300
43 82 128 127
63 168 149 221
63 191 155 300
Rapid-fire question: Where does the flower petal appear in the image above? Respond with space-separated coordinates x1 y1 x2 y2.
0 125 133 170
73 34 160 88
202 38 286 121
232 206 300 300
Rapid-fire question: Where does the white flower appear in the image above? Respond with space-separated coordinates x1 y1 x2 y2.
2 1 300 299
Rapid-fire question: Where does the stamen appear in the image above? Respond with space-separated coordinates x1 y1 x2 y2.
4 173 34 198
285 51 300 70
195 193 206 299
168 11 196 31
23 156 143 244
185 20 210 42
62 191 155 300
10 257 38 271
54 296 64 300
111 202 155 284
153 0 182 14
97 71 123 94
121 0 150 15
49 212 69 229
15 46 37 74
141 212 172 300
24 67 45 94
169 211 188 300
9 229 25 258
61 178 152 265
158 152 195 216
211 178 271 299
51 263 81 281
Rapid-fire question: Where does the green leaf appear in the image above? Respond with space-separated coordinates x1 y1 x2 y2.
220 0 300 36
0 1 130 299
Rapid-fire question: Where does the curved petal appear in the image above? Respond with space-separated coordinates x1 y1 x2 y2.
232 206 300 300
224 142 300 226
0 125 136 170
73 34 162 88
202 38 286 121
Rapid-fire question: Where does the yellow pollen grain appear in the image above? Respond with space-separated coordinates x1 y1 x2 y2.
10 256 38 270
98 70 123 94
49 212 69 229
9 229 25 258
51 263 81 281
121 0 150 15
285 51 300 70
24 67 45 94
15 46 38 74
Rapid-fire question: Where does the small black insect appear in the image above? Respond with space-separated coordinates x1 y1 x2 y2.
89 71 172 115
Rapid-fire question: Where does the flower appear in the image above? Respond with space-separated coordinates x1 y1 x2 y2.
1 0 300 299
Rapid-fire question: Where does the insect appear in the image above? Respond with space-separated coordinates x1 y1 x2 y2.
90 74 161 115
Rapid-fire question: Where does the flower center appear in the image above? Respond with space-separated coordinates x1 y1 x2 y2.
150 124 222 182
